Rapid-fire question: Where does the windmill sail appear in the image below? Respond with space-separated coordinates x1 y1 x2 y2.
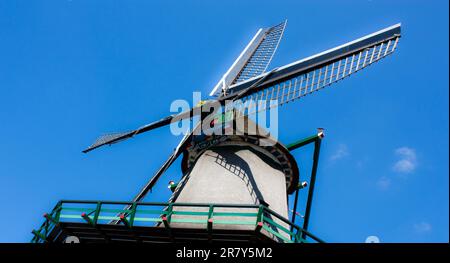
83 115 174 153
83 23 401 153
209 21 287 97
225 23 401 117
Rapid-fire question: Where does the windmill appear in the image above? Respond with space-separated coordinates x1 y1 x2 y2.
31 21 401 243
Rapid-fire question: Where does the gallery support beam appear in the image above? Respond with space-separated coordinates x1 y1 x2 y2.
287 129 324 240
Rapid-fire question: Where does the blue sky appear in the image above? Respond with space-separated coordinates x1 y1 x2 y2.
0 0 448 243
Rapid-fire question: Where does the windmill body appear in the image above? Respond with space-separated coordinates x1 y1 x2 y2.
31 21 402 243
169 117 298 240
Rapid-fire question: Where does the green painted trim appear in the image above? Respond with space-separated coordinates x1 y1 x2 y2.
256 205 264 223
135 209 169 215
170 218 207 224
213 212 258 217
263 216 295 237
32 201 325 243
133 217 161 222
129 203 137 227
167 203 174 223
61 208 96 212
81 214 94 226
32 230 46 242
60 214 82 219
214 220 256 225
207 205 214 220
172 211 209 216
97 216 119 221
262 225 293 243
44 214 58 225
92 202 102 226
302 137 322 240
286 134 320 151
96 208 132 213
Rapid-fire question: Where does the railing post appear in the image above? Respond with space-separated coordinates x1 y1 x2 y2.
81 213 94 225
43 213 58 226
31 201 325 243
31 229 46 243
167 203 173 223
161 214 174 242
294 229 304 243
55 205 62 223
93 202 102 226
207 205 214 220
53 201 62 223
256 205 264 223
255 205 264 233
207 205 214 233
129 203 137 227
120 215 129 226
43 220 49 237
302 136 322 239
290 185 300 235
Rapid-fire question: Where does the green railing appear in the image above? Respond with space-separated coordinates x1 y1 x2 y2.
31 200 324 243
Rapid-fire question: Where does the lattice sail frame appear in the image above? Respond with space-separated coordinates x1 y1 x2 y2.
209 21 287 97
232 22 286 85
89 132 131 148
227 28 401 118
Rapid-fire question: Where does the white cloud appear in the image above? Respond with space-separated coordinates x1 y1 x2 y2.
414 222 432 233
376 176 391 190
356 157 369 170
330 144 349 161
393 147 417 174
